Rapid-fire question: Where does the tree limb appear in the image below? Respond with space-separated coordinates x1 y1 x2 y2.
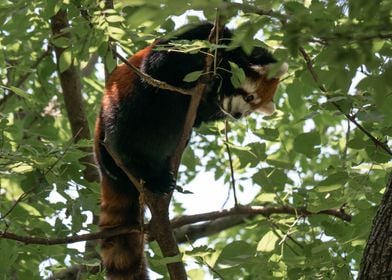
110 45 192 96
358 173 392 279
50 9 99 182
0 226 139 246
0 204 351 246
171 204 352 228
50 8 100 270
145 18 223 280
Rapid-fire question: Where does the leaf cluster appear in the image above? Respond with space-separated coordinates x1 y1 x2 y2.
0 0 391 279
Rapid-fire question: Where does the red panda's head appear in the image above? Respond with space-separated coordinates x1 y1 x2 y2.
220 62 288 119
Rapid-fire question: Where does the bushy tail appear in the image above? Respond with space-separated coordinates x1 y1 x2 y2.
95 120 148 279
99 175 147 279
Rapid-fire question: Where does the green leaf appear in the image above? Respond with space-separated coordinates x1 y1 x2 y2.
253 168 288 191
0 240 18 274
8 86 32 101
185 245 215 257
59 49 72 73
215 241 254 267
347 137 367 149
318 172 348 186
181 146 197 171
257 231 279 252
256 193 276 203
229 61 246 88
107 26 125 40
254 127 279 141
293 131 321 157
314 184 342 192
266 159 294 169
307 197 342 212
105 53 117 73
149 254 183 266
52 37 70 48
105 15 125 23
183 70 203 82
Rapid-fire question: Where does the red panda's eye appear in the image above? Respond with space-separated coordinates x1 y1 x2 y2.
244 95 254 103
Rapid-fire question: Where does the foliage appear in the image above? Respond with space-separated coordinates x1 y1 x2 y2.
0 0 391 279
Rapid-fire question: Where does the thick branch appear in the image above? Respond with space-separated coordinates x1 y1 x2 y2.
0 226 139 245
174 215 246 244
50 9 99 183
359 174 392 279
171 204 352 228
0 204 351 246
170 19 221 173
50 8 99 266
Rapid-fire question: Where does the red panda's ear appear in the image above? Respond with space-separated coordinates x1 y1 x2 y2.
256 101 276 116
251 62 288 79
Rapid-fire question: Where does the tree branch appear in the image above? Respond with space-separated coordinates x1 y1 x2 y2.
171 204 352 228
110 45 192 96
50 8 100 269
50 9 99 182
0 226 139 245
298 47 392 157
0 47 52 108
1 129 82 221
145 18 223 280
224 121 238 207
358 173 392 279
0 204 351 246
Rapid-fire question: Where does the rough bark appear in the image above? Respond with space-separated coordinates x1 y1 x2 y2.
51 9 100 277
50 9 98 183
358 173 392 279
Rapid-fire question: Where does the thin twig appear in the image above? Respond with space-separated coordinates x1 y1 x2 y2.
1 128 83 221
185 235 224 280
298 47 392 157
109 44 192 96
270 222 301 256
0 47 52 108
342 117 351 164
224 120 238 207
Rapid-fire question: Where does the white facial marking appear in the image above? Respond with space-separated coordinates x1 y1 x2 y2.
257 101 276 116
221 62 288 119
274 62 289 78
241 78 258 93
251 62 289 79
222 97 230 112
253 97 262 104
251 65 267 75
231 95 252 118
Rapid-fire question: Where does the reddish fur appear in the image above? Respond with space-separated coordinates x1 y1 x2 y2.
95 47 153 280
252 77 280 110
102 46 153 112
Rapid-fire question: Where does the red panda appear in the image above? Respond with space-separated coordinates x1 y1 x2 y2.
94 22 287 279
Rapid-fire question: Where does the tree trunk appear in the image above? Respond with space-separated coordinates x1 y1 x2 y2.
358 173 392 279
